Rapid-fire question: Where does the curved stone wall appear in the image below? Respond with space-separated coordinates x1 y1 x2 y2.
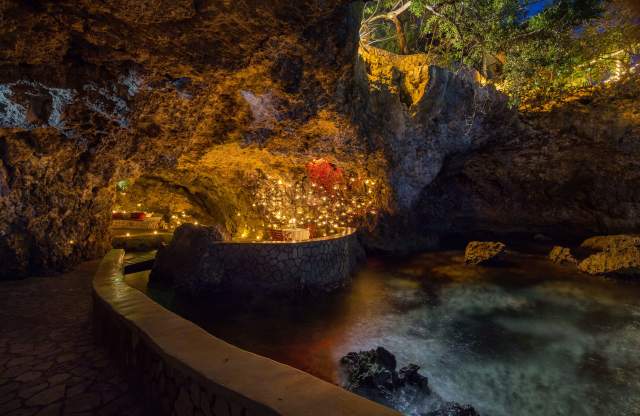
93 249 399 416
151 228 364 295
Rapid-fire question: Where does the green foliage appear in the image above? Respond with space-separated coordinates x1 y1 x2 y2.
361 0 638 105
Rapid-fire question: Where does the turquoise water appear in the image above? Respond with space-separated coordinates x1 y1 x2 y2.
129 250 640 416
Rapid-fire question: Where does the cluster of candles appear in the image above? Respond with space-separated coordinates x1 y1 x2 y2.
110 169 383 242
239 174 381 241
168 211 198 229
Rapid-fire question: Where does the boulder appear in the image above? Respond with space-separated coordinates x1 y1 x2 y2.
578 245 640 278
464 241 506 265
149 224 229 294
548 246 577 265
580 235 640 252
340 347 429 405
399 364 429 390
340 347 478 415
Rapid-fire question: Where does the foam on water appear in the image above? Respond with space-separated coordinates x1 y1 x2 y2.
335 269 640 416
140 251 640 416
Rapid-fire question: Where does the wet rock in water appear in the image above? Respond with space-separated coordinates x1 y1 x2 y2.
578 245 640 278
548 246 577 265
340 347 478 415
577 235 640 278
340 347 429 405
399 364 429 390
464 241 506 265
149 223 229 294
580 235 640 252
424 402 480 416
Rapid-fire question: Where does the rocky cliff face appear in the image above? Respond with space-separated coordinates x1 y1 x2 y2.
1 1 639 277
417 77 640 243
352 44 640 250
0 0 364 278
352 45 515 251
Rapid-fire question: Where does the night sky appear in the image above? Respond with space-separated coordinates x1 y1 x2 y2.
527 0 554 16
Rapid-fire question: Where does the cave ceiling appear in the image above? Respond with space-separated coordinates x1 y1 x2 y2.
2 0 640 277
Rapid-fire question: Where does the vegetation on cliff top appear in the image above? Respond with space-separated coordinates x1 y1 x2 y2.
361 0 640 106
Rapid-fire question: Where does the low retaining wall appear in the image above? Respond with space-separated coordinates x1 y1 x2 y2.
111 231 173 251
93 249 400 416
151 228 364 295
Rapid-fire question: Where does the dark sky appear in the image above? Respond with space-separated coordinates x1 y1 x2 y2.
526 0 554 16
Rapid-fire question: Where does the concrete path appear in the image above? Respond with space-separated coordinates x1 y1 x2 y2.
0 260 147 415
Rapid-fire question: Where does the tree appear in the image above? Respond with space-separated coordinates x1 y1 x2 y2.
360 1 414 54
361 0 637 104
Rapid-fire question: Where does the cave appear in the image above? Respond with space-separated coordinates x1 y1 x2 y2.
1 1 640 415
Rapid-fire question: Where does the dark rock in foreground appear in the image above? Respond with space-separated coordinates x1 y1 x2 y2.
340 346 429 404
340 347 478 416
464 241 506 266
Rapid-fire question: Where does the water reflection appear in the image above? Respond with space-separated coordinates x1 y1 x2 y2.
127 250 640 416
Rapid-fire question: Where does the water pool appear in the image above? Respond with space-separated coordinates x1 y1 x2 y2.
126 250 640 416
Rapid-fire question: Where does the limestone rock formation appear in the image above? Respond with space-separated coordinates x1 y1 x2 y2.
416 75 640 244
0 0 364 278
578 241 640 278
353 45 515 251
548 246 577 265
340 347 478 416
2 0 640 277
341 346 408 403
580 235 640 252
464 241 506 265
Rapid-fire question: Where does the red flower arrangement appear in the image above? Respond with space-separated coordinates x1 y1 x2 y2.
306 158 344 193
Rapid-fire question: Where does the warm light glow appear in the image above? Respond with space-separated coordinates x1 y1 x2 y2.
240 161 383 240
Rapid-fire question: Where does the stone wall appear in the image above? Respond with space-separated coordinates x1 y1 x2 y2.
151 228 364 296
93 249 399 416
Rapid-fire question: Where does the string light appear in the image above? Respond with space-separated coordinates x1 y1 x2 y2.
241 168 383 241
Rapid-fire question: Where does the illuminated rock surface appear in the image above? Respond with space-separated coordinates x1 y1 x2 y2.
578 236 640 278
464 241 507 266
1 1 640 277
548 246 578 265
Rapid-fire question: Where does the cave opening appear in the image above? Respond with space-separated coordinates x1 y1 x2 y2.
109 157 385 248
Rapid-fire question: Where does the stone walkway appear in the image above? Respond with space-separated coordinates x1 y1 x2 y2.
0 260 148 415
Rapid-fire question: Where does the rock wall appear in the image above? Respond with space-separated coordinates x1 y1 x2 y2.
0 0 366 278
151 228 363 296
353 44 640 250
2 0 640 275
352 45 515 251
416 76 640 242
